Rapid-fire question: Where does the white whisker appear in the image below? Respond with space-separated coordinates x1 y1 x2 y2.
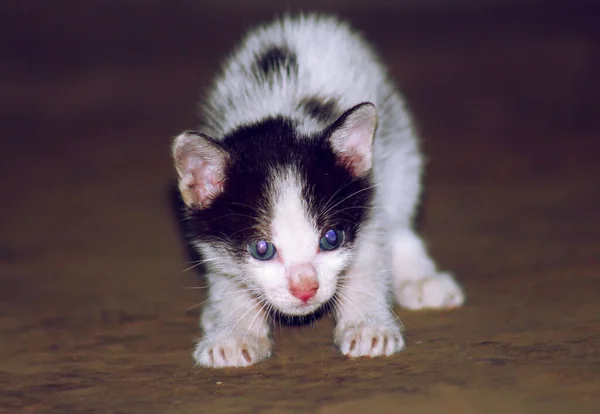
320 184 378 218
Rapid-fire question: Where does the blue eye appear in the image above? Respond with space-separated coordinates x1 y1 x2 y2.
248 240 277 261
319 229 343 251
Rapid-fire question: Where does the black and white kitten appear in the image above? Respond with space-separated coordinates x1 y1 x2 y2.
172 14 464 368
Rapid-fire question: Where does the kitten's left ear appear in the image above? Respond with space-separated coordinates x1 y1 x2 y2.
328 102 377 177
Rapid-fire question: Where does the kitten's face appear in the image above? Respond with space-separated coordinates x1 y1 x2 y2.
174 104 377 316
211 170 370 315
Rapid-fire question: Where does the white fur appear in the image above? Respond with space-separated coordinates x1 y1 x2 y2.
180 14 465 368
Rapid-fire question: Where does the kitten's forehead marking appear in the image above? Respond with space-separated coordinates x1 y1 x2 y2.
269 167 318 265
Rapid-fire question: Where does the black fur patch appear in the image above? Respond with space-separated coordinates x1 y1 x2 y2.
184 117 372 263
253 46 298 81
298 96 340 124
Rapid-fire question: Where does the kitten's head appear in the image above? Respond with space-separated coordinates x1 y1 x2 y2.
172 103 377 316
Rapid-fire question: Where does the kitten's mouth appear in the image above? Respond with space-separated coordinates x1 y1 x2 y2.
270 293 335 317
281 302 321 316
270 300 329 318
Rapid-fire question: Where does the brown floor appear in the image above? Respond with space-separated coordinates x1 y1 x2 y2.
1 1 600 413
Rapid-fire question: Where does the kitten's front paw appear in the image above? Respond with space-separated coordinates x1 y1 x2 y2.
395 272 465 310
335 322 405 358
193 332 272 368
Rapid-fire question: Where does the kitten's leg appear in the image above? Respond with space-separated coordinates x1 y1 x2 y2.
373 114 464 311
333 229 405 358
391 228 465 310
193 274 272 368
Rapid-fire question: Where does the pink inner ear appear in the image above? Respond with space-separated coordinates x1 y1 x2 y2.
332 125 374 177
174 132 228 208
329 103 376 177
184 156 226 208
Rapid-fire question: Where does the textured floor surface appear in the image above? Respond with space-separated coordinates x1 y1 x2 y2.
1 1 599 413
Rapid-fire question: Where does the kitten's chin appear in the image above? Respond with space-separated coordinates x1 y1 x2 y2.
279 304 320 316
271 299 328 317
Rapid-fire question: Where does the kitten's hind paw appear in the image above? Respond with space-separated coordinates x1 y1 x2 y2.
335 322 405 358
193 333 272 368
395 272 465 310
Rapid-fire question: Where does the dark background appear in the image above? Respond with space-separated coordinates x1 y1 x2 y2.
1 1 599 412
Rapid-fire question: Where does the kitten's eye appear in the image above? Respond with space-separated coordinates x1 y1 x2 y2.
319 229 343 251
248 240 277 261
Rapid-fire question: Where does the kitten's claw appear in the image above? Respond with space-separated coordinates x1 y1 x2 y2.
395 272 465 310
335 322 405 358
193 333 272 368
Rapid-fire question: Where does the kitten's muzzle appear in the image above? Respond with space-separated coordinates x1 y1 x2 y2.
288 263 319 302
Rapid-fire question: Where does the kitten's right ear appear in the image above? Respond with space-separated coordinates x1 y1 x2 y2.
172 131 230 208
328 102 377 177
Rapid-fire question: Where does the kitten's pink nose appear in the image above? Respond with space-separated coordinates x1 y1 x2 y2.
288 263 319 302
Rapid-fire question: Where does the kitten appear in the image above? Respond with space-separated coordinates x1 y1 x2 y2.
172 14 465 368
